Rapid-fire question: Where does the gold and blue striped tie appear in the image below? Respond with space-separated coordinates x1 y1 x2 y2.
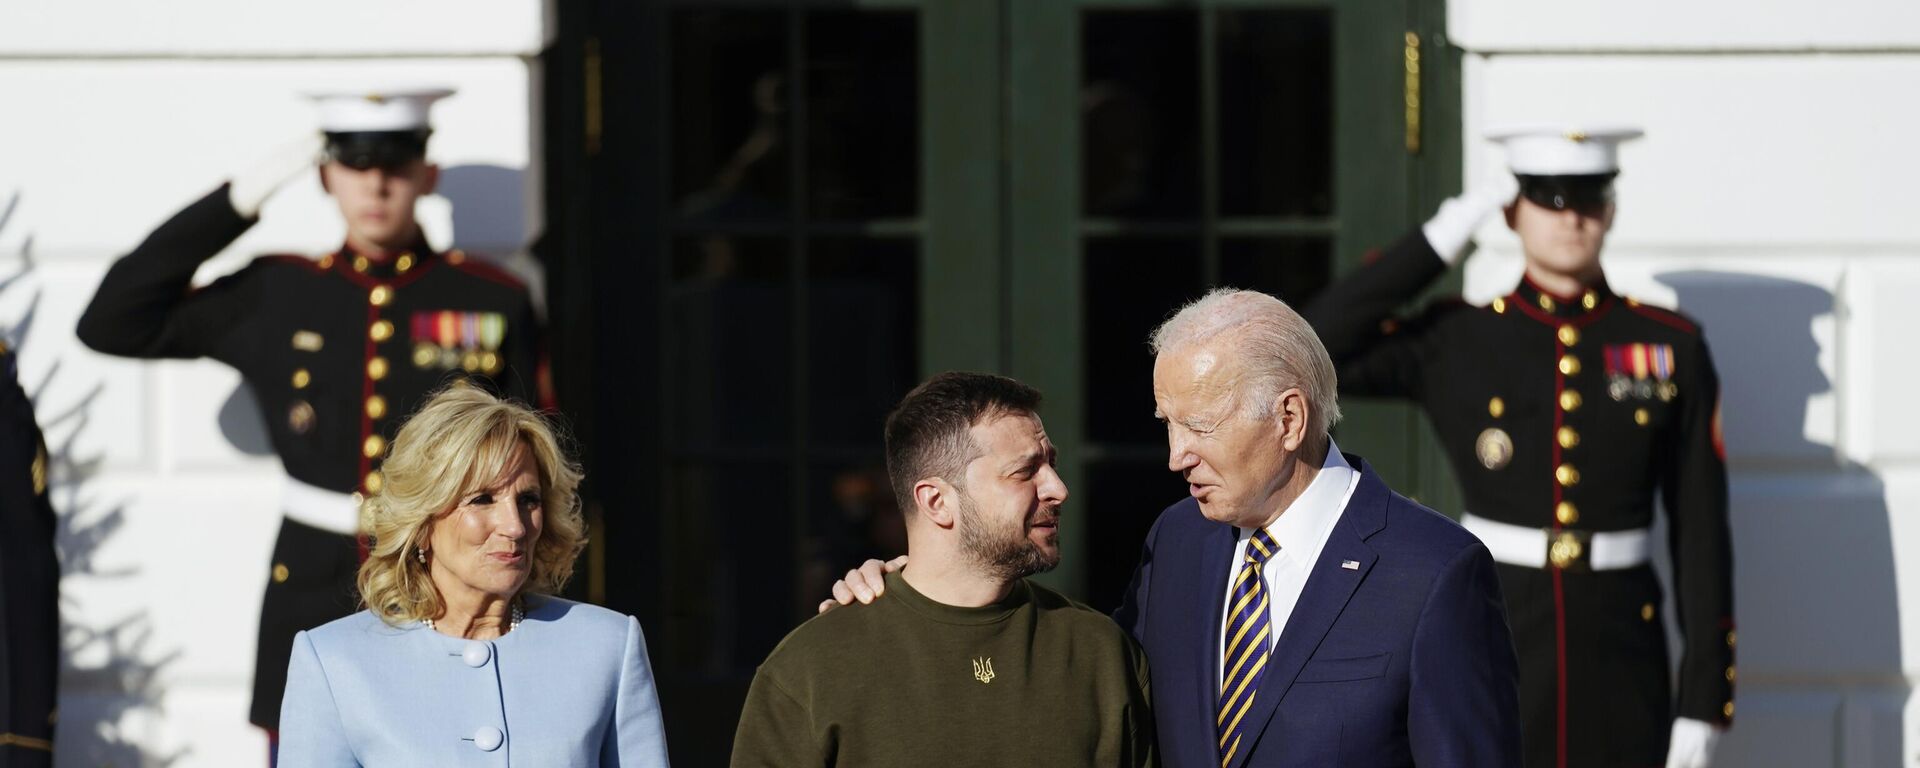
1218 528 1279 767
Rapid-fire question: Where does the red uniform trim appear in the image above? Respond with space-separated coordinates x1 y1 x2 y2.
1624 302 1700 334
1508 289 1616 329
254 254 328 273
1551 335 1570 768
442 253 528 291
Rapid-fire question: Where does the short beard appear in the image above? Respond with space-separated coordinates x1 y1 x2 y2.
955 491 1059 582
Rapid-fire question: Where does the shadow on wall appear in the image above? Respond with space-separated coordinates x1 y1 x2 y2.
1657 271 1903 766
218 163 531 454
2 190 185 765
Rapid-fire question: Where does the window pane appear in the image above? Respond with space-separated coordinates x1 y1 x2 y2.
662 459 793 672
670 10 790 223
667 237 791 452
1083 238 1204 444
1083 460 1192 612
805 238 919 448
805 11 921 219
799 461 907 617
1219 238 1333 305
1217 10 1334 217
1082 11 1200 219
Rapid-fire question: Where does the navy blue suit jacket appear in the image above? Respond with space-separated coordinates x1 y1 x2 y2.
1113 455 1521 767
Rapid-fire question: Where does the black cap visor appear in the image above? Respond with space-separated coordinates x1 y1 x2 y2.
1517 173 1616 216
324 130 430 171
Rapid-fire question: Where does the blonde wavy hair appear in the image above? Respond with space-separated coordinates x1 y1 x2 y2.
357 382 586 626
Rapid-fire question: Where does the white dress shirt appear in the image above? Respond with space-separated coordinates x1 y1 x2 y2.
1218 441 1362 688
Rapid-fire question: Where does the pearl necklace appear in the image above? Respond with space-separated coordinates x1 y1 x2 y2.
424 602 525 635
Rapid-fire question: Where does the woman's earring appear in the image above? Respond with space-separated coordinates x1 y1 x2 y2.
417 547 428 565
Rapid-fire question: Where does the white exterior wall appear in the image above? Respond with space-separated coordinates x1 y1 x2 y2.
0 3 545 764
1453 3 1920 765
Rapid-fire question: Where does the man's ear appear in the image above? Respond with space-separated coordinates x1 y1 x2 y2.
318 163 334 195
1274 387 1311 452
420 162 440 196
1504 201 1519 231
913 478 959 530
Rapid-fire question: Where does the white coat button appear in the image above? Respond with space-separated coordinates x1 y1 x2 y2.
462 642 490 667
473 726 503 752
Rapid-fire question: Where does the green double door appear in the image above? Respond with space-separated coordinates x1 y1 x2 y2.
558 0 1457 759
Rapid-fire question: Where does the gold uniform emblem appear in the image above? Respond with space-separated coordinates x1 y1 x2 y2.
1475 428 1513 470
972 656 995 684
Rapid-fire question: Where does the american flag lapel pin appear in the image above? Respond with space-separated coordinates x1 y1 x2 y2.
1341 560 1360 570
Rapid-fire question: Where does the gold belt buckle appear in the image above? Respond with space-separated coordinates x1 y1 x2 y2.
1548 529 1592 571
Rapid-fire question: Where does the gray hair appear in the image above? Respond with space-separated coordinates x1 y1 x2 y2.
1149 288 1342 436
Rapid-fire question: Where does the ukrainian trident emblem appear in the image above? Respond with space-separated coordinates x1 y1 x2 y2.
972 656 995 684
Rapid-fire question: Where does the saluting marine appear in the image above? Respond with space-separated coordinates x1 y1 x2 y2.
75 89 545 743
1304 126 1733 768
0 340 58 767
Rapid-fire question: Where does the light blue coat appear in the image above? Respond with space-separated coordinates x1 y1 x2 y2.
279 596 671 767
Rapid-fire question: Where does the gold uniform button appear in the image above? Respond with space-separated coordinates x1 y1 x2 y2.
1557 426 1580 449
1556 464 1580 487
1640 602 1655 622
1488 397 1506 418
364 470 384 494
1723 702 1734 719
318 254 336 270
272 564 290 583
1726 630 1737 647
1556 501 1580 525
368 356 390 381
352 255 371 273
1491 297 1508 314
1634 408 1651 426
447 250 467 265
370 285 393 307
1559 390 1583 412
363 434 386 459
366 395 388 420
369 320 394 342
1725 666 1736 682
1557 325 1580 347
1538 294 1556 312
291 368 311 389
1558 354 1582 376
396 254 415 273
1581 290 1599 310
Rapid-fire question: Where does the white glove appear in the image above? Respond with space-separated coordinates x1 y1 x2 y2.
1664 717 1723 768
228 133 325 219
1419 173 1520 265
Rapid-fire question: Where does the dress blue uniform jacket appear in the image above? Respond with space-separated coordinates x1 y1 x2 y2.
1112 455 1522 767
279 596 670 767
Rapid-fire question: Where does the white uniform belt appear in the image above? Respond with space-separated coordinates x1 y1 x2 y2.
1461 512 1651 571
282 478 362 536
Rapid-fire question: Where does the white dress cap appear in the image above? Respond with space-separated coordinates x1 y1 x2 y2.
1486 124 1644 176
305 88 456 133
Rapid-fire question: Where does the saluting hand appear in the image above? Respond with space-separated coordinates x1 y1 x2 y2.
229 132 326 219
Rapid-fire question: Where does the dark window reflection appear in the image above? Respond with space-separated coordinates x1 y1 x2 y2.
805 11 920 219
1220 238 1334 305
1083 238 1204 444
666 237 792 452
663 459 792 673
1084 461 1191 612
800 461 909 623
806 239 919 448
1082 11 1199 219
1218 10 1335 217
671 10 790 223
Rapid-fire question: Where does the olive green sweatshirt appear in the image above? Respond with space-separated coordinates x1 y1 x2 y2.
730 570 1156 767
